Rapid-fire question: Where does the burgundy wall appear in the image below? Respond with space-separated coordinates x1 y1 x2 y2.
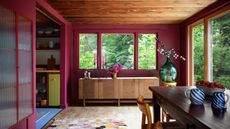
0 0 36 129
60 23 72 108
179 0 230 86
71 24 181 105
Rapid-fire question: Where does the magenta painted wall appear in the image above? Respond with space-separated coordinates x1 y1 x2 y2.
180 0 230 86
71 24 181 105
60 23 72 108
0 0 36 129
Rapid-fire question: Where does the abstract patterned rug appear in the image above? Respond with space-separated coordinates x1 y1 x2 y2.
48 106 141 129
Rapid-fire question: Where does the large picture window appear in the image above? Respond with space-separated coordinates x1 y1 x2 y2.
138 34 156 69
188 8 230 89
102 34 134 69
79 34 97 69
79 33 157 70
210 12 230 89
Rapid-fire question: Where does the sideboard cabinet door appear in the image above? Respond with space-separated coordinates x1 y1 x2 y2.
98 79 119 99
81 79 99 99
138 79 159 99
118 79 139 99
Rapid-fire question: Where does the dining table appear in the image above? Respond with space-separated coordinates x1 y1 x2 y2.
149 86 230 129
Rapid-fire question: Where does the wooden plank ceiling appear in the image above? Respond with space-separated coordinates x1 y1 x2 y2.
45 0 217 25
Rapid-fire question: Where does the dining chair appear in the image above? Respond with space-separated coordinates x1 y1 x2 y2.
137 95 163 129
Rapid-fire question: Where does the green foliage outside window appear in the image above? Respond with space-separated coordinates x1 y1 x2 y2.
79 34 97 69
211 12 230 89
193 24 204 82
138 34 156 69
192 12 230 89
102 34 134 69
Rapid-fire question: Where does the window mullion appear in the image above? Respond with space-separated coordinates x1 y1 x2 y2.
204 18 209 81
134 32 138 70
97 32 101 69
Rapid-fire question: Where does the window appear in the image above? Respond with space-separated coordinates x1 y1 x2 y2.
188 7 230 89
210 12 230 89
138 34 156 69
79 33 157 70
101 34 134 69
79 34 97 69
192 24 204 82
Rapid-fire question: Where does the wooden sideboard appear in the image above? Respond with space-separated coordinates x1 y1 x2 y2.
79 77 159 106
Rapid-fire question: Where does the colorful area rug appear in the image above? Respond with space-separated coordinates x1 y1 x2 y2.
48 106 141 129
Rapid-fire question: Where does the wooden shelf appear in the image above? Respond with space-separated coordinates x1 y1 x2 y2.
36 48 59 50
36 34 59 38
36 69 60 73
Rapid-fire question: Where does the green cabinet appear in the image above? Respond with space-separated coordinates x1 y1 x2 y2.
48 74 60 106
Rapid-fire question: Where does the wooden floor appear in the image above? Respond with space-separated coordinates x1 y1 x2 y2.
48 106 142 129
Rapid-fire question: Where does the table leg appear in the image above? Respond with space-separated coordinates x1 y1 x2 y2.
153 94 160 123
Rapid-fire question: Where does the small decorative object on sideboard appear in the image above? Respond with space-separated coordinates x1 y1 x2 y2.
84 71 91 79
108 64 123 79
196 80 225 96
84 71 88 78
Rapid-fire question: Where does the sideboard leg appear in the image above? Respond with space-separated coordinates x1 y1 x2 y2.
83 98 86 107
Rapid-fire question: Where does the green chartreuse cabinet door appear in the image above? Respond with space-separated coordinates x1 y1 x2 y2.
48 74 60 106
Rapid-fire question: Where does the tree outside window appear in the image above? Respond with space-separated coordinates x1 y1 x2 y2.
102 34 134 69
138 34 156 69
193 24 204 82
79 34 97 69
210 12 230 89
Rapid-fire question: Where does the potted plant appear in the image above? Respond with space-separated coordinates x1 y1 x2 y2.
108 64 123 79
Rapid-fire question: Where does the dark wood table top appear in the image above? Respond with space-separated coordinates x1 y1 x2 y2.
149 86 230 129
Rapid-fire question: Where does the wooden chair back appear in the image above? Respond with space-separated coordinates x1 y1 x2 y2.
137 96 163 129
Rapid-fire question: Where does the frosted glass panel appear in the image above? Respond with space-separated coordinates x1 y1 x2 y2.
0 5 17 129
18 16 33 120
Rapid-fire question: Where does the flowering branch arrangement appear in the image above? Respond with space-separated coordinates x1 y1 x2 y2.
108 64 123 74
156 38 186 61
